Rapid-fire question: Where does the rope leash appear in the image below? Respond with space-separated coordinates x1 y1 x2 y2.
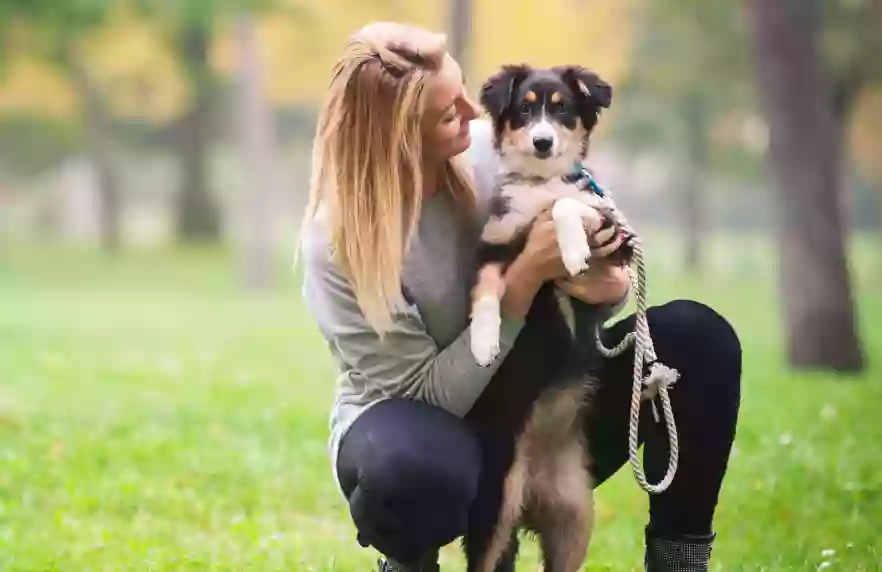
578 169 681 495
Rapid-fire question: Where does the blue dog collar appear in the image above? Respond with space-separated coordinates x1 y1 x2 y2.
563 162 606 197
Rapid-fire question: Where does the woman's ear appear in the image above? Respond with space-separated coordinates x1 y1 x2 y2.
479 64 532 119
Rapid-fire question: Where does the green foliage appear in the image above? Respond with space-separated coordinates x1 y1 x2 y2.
820 0 882 116
609 0 762 182
0 243 880 570
0 0 112 57
0 0 109 29
613 0 882 173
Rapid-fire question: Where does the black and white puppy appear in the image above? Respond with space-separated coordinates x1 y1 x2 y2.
469 64 618 367
461 64 618 572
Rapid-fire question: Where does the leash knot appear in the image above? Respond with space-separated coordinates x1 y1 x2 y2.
642 361 680 422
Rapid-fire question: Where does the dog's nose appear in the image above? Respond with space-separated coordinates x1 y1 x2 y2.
533 136 554 154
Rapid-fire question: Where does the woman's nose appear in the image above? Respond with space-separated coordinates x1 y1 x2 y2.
462 95 481 120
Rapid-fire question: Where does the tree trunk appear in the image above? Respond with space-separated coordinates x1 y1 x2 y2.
68 58 121 252
448 0 471 78
175 23 221 242
680 92 708 273
745 0 864 372
235 14 278 291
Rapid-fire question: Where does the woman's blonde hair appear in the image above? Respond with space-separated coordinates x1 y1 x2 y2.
302 21 476 333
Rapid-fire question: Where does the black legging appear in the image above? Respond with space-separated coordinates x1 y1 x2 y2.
336 299 743 565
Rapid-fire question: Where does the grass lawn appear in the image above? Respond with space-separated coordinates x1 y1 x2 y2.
0 241 880 571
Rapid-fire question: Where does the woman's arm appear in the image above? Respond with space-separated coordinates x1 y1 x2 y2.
302 232 528 418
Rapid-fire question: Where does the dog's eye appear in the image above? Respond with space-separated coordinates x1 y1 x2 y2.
552 101 567 113
518 102 531 115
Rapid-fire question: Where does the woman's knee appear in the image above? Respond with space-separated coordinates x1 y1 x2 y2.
351 442 479 561
343 400 482 560
358 433 481 504
647 299 742 393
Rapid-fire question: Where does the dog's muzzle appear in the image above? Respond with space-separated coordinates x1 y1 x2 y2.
529 120 557 159
532 136 554 158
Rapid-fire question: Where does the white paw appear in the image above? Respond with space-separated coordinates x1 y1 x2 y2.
561 238 591 276
552 199 592 276
470 295 501 366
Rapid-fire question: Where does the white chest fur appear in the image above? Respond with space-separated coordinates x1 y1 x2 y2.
470 176 606 365
481 177 604 245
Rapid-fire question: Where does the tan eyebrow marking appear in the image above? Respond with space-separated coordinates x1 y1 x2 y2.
524 90 537 102
550 91 562 103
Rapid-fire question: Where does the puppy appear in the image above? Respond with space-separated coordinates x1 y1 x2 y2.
462 64 622 572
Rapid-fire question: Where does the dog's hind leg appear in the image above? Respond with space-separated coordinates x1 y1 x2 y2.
533 437 594 572
464 529 519 572
465 445 528 572
493 531 519 572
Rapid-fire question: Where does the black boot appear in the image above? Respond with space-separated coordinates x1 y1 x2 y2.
644 527 715 572
376 552 440 572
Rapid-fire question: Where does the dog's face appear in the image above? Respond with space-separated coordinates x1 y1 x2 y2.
480 65 611 178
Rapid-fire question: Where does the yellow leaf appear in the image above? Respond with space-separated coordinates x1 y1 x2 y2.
214 2 446 108
0 55 79 120
849 85 882 185
76 3 189 123
472 0 637 91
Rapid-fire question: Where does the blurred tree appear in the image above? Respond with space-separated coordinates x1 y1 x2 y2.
140 0 426 243
174 18 221 243
448 0 471 78
133 0 272 244
0 1 123 251
820 0 882 233
611 0 755 273
746 0 864 372
233 12 279 291
66 54 122 251
821 0 882 130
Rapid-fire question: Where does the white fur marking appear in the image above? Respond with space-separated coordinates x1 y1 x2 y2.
529 117 557 141
552 198 596 276
470 294 502 366
555 288 577 338
481 209 533 244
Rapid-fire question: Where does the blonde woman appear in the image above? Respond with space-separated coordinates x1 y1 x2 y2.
300 22 741 572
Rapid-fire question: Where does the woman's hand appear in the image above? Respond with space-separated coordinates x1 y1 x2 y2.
556 260 630 305
517 208 571 281
587 216 629 258
500 206 632 318
559 214 632 305
517 206 631 281
500 209 567 319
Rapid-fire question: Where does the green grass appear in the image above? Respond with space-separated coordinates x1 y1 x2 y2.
0 242 881 571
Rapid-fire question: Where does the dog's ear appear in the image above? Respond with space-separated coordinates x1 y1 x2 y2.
480 64 531 119
554 65 612 109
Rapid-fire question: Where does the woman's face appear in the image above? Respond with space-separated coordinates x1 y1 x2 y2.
422 55 482 163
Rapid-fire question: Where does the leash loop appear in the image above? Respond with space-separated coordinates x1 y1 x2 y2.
579 169 680 495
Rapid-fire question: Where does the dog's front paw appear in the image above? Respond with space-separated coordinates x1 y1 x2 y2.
470 295 502 366
561 238 591 276
552 198 594 276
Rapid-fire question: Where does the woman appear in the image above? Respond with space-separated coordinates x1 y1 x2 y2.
300 22 741 572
